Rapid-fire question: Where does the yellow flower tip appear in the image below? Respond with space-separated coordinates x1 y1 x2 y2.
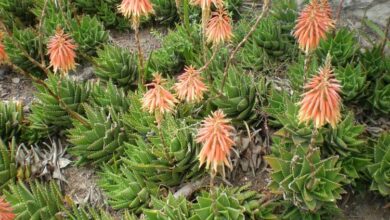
206 7 233 46
196 110 235 175
141 73 178 122
0 197 16 220
298 57 342 129
174 66 208 103
293 0 335 53
47 28 77 76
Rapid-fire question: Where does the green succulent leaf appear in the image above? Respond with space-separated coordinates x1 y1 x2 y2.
367 132 390 196
5 181 64 220
94 44 139 87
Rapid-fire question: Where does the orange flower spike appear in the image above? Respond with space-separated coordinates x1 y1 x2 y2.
320 0 333 18
142 73 178 123
0 197 15 220
47 28 77 76
190 0 223 10
196 110 236 175
293 0 334 53
298 56 342 128
206 7 233 46
0 33 8 64
118 0 154 27
174 66 208 103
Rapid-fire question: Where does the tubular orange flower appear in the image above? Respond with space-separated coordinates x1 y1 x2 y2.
298 56 342 128
196 110 235 175
0 34 8 64
174 66 208 103
142 73 178 124
320 0 333 18
118 0 154 27
293 0 334 53
0 197 15 220
206 7 233 45
47 28 77 76
190 0 223 10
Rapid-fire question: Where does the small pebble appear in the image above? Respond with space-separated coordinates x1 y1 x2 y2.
12 77 20 84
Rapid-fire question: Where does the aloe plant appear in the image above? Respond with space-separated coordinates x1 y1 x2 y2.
0 138 16 191
0 101 23 142
68 105 129 165
98 165 159 213
265 146 346 213
94 44 139 87
4 181 64 220
368 132 390 196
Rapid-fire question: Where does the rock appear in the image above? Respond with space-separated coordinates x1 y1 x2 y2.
72 66 95 82
12 77 20 84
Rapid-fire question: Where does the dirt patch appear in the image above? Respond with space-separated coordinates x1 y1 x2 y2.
0 66 35 109
63 166 107 208
341 192 390 220
109 26 167 57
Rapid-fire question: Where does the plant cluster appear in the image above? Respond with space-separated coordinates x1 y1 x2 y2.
0 0 389 219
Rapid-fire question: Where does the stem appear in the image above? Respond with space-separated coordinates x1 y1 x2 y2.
303 51 312 85
335 0 344 27
199 45 220 83
10 63 90 127
202 7 211 63
220 0 270 92
307 128 319 173
38 0 49 67
381 17 390 55
0 21 49 75
134 25 145 87
183 0 190 35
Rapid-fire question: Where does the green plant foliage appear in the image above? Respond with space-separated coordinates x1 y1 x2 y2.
68 105 129 165
94 44 139 87
212 68 257 124
70 15 108 55
190 187 245 220
0 138 16 191
122 116 201 186
152 0 179 24
271 0 298 38
0 101 23 142
287 55 319 91
90 81 131 112
324 113 371 183
360 46 390 80
73 0 130 30
67 205 117 220
144 194 192 220
252 17 293 59
265 88 324 146
147 25 201 76
122 92 156 135
317 28 358 66
4 181 64 220
3 27 44 77
370 81 390 114
368 132 390 196
281 203 341 220
99 165 159 212
265 146 346 213
237 39 269 72
0 0 36 28
335 63 368 102
27 75 91 141
31 0 72 36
